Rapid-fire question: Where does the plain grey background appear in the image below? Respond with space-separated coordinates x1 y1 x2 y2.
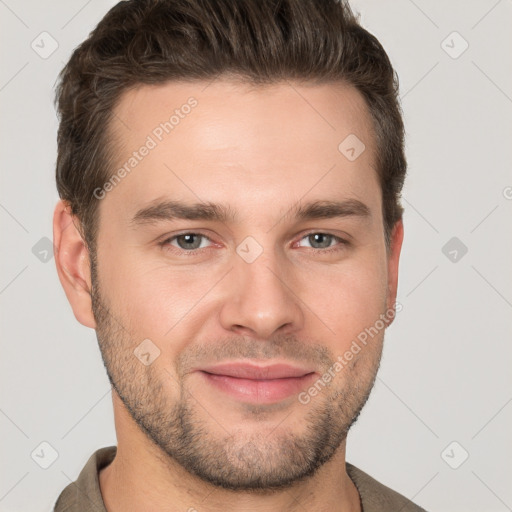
1 1 511 511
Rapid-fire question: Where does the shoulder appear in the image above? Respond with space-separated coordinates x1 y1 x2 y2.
53 446 116 512
346 462 428 512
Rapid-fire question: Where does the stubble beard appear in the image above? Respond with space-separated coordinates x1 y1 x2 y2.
90 266 383 492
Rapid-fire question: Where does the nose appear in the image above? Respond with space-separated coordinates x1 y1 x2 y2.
218 251 304 340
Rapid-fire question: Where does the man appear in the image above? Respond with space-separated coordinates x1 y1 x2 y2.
52 0 425 510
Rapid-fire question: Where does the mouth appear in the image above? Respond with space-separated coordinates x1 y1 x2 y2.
195 362 318 404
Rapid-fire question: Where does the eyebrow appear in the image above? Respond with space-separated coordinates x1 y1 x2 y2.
129 198 371 227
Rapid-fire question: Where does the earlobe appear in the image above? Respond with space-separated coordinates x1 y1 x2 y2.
386 219 404 326
53 200 97 329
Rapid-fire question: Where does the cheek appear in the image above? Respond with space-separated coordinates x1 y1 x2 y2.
97 249 214 345
303 256 388 343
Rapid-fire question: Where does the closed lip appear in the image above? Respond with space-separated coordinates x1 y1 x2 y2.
196 362 316 380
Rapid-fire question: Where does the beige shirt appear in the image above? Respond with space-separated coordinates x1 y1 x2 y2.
53 446 427 512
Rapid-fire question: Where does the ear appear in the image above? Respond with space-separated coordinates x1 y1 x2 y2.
385 219 404 326
53 200 97 329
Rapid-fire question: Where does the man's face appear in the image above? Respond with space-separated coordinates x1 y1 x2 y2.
90 79 401 490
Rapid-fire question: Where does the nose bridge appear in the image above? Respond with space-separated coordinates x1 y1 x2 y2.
219 239 304 339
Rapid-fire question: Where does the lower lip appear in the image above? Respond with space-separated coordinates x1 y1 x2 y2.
199 371 317 403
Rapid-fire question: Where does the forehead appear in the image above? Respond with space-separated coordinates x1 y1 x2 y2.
104 78 380 224
112 78 374 152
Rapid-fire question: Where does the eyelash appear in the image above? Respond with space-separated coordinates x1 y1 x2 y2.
159 231 350 256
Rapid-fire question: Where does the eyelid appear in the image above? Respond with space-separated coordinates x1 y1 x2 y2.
294 230 349 249
159 229 350 255
159 230 217 252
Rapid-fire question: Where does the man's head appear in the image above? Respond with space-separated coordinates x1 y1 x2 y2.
53 0 405 492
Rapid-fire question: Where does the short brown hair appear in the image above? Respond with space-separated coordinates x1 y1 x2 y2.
55 0 406 254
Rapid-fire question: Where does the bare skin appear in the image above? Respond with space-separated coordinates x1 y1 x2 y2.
53 78 403 512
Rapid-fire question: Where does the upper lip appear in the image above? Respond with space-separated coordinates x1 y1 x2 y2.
197 362 315 380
